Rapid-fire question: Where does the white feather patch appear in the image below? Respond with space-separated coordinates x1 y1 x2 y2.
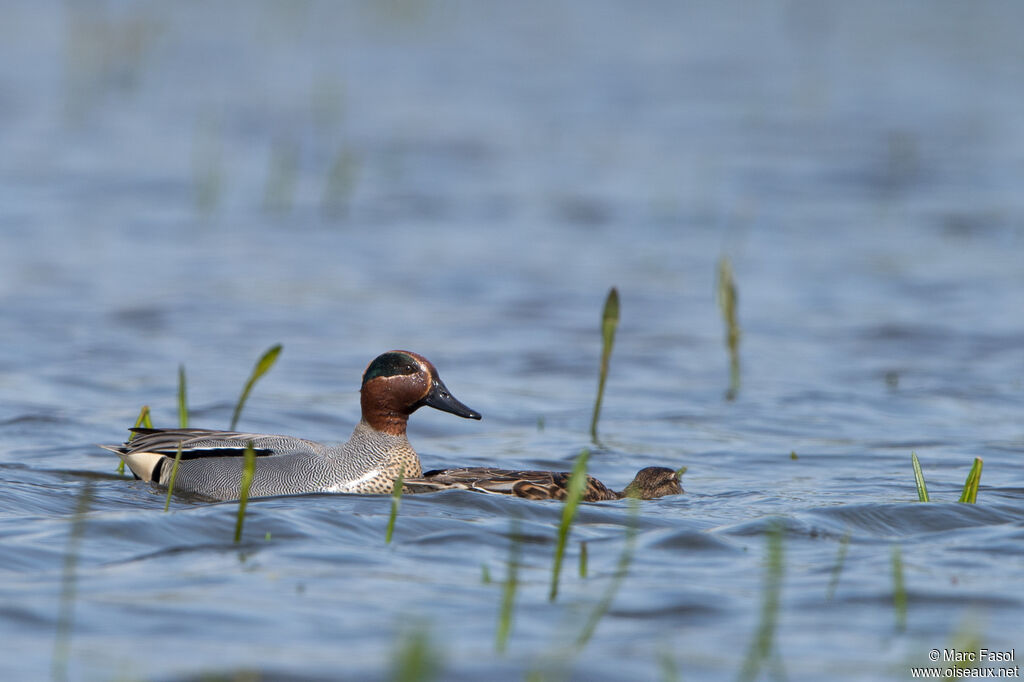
325 469 381 493
124 452 166 482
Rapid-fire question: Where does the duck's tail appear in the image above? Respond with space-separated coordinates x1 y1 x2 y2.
98 444 163 482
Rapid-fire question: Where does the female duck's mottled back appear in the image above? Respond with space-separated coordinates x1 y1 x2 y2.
101 351 481 500
403 466 684 502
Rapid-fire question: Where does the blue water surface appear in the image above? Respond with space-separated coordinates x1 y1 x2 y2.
1 2 1023 680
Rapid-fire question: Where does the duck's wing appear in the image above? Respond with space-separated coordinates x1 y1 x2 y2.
405 467 617 501
99 427 328 483
104 428 327 459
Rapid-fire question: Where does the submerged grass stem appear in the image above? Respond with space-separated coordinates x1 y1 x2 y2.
233 442 256 543
892 544 907 632
392 623 442 682
52 482 95 682
496 520 521 654
386 467 405 544
738 523 785 682
826 530 851 601
574 496 639 649
163 442 184 512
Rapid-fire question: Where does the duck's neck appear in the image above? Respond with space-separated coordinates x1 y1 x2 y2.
360 393 411 436
344 420 414 459
363 414 407 437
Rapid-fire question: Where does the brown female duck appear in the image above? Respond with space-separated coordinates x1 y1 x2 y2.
403 465 684 501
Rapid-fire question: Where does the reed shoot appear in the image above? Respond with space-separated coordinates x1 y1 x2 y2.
716 256 741 400
958 457 983 504
549 448 590 602
52 482 95 682
163 442 184 512
132 405 153 432
911 452 930 502
579 541 588 579
117 405 153 475
230 344 282 430
386 467 404 544
590 287 619 443
177 364 188 428
233 441 256 543
496 520 521 654
738 523 785 682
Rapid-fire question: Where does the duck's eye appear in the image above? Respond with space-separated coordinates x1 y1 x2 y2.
405 365 415 373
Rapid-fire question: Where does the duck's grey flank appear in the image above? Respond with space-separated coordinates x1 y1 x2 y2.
101 350 481 501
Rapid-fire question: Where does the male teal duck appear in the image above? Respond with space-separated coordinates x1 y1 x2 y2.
101 351 481 500
403 465 684 501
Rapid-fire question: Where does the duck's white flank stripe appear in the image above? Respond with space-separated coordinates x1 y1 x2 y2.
325 469 381 493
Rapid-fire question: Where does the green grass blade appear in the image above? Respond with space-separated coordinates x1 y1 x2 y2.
549 448 590 602
230 344 283 431
117 405 153 475
892 544 906 632
911 452 930 502
958 457 983 504
575 496 639 649
392 623 442 682
163 442 184 512
132 405 153 432
386 467 405 544
496 520 521 654
578 541 589 579
590 287 619 443
716 256 741 400
233 441 256 543
177 364 188 427
52 481 95 682
738 522 785 682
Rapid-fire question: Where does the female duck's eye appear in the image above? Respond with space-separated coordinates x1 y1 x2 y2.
405 365 415 373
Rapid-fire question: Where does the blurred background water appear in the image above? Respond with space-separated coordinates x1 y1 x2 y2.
1 2 1023 680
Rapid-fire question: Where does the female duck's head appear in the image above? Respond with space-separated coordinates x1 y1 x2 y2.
360 350 481 434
